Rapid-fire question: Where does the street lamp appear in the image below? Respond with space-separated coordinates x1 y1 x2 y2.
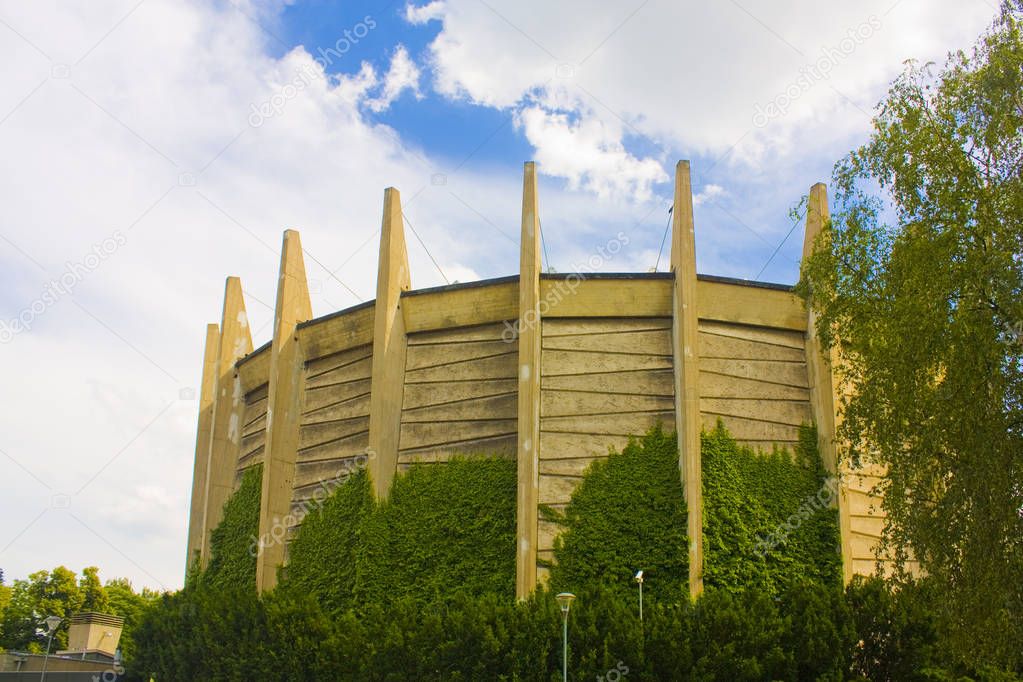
39 615 62 682
634 570 644 622
556 592 575 682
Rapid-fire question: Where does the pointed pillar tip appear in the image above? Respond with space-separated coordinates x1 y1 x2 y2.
223 277 245 304
281 229 303 253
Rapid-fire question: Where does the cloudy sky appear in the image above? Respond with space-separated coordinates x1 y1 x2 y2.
0 0 997 591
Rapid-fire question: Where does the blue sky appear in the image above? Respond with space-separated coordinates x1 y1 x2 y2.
248 0 892 285
0 0 997 590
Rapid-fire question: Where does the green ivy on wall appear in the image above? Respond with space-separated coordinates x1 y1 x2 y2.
703 421 842 594
354 457 517 606
201 464 262 593
548 422 841 603
279 468 373 615
200 422 838 611
280 457 518 612
547 425 689 604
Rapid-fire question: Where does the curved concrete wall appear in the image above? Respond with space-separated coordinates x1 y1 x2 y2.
185 164 891 595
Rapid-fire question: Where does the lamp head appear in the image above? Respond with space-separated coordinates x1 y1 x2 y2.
634 570 643 583
44 616 62 633
555 592 576 614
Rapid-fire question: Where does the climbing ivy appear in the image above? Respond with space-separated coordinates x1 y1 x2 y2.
202 423 838 611
547 425 689 605
280 457 517 611
354 457 518 606
549 422 841 603
279 468 373 615
703 421 842 594
201 464 261 593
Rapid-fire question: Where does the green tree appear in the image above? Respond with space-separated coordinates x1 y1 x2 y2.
0 571 11 651
799 1 1023 668
106 578 158 662
79 566 109 613
0 567 84 651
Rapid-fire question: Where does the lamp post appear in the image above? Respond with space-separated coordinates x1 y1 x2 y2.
634 570 644 622
39 615 62 682
556 592 575 682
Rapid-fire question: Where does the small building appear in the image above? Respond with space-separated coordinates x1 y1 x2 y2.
57 611 124 661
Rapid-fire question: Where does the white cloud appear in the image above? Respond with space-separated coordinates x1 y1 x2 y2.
423 0 994 171
516 105 667 202
693 184 725 206
405 1 446 25
367 44 422 112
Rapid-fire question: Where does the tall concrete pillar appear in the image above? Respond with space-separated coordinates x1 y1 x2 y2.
200 277 253 566
256 230 313 592
515 161 542 599
801 182 854 582
368 188 411 500
185 322 219 577
670 160 704 597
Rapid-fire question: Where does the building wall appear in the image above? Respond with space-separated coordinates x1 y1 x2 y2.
192 270 889 593
537 317 676 572
186 169 890 596
399 322 519 467
294 342 373 499
697 320 811 451
237 383 268 476
236 342 271 481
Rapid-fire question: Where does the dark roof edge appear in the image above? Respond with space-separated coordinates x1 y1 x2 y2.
236 339 272 367
294 298 376 332
401 274 520 298
541 271 673 280
696 273 794 292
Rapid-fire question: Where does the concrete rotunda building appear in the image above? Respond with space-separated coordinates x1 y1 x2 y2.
185 161 890 598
